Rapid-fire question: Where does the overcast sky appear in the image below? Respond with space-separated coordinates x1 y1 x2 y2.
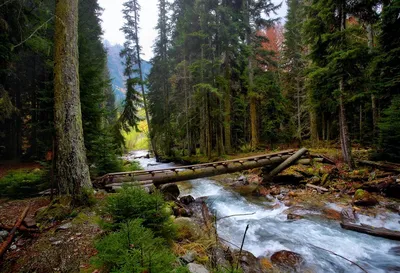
98 0 287 60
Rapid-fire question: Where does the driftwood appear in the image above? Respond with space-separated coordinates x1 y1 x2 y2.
306 183 329 193
340 222 400 241
357 160 400 173
268 148 308 177
0 205 30 258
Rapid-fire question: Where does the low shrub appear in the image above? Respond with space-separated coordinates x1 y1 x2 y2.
0 168 47 198
92 219 177 273
105 185 176 240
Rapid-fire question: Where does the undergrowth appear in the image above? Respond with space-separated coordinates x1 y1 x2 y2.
0 168 47 198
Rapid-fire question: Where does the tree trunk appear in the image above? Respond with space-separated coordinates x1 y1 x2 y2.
309 107 318 144
133 8 158 159
54 0 91 197
224 58 232 154
367 23 378 140
338 3 354 169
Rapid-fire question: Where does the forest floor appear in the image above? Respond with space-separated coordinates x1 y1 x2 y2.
0 146 399 272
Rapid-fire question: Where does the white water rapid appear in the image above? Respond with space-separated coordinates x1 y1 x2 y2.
127 150 400 273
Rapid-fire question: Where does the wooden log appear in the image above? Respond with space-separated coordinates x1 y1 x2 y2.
0 224 39 233
97 150 298 187
296 158 324 165
357 160 400 173
340 222 400 241
306 183 329 193
268 148 308 177
0 205 30 258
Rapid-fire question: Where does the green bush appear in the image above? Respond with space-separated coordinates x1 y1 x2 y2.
0 169 47 198
92 219 177 273
105 185 176 239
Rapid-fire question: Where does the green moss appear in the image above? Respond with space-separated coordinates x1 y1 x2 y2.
354 189 368 200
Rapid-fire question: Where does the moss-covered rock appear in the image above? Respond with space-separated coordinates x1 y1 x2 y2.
174 217 203 241
353 189 378 206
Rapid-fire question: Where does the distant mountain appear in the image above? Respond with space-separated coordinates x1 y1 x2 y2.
104 40 152 102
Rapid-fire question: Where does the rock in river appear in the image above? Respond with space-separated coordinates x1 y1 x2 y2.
160 183 180 201
271 250 304 271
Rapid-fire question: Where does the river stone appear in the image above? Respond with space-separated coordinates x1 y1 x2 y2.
340 207 358 223
160 183 180 201
180 195 195 205
271 250 304 271
233 250 263 273
187 263 209 273
353 189 378 206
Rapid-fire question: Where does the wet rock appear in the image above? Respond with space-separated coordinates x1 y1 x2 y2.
234 250 263 273
173 206 193 217
259 257 273 271
23 217 37 228
323 208 342 220
340 207 358 223
353 189 378 206
181 251 196 263
160 183 180 201
180 195 195 205
287 213 304 220
238 175 248 185
389 246 400 256
271 250 304 271
174 217 203 240
187 263 209 273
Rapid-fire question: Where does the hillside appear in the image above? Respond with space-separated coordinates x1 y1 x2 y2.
104 40 152 102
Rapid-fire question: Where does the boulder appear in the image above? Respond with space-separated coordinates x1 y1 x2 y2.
353 189 378 206
270 250 304 271
160 183 180 201
187 263 209 273
174 217 203 240
340 207 358 223
180 195 195 205
233 250 263 273
322 208 342 221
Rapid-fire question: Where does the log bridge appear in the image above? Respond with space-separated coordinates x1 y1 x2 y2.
95 148 311 190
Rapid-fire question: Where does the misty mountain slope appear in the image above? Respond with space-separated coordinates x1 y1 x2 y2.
104 40 152 102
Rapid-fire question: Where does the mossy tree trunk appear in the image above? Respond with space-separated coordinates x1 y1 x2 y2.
54 0 91 197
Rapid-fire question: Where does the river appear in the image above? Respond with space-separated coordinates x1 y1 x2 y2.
125 150 400 273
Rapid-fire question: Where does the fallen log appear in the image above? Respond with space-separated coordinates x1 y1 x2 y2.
357 160 400 173
306 183 329 193
0 224 39 233
0 205 30 259
268 148 308 177
340 222 400 241
96 150 298 187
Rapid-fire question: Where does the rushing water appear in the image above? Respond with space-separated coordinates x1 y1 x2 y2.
127 150 400 273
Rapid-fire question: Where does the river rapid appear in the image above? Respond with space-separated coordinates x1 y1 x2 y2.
125 150 400 273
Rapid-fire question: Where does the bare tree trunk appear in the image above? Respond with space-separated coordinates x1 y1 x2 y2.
338 3 354 169
366 23 378 140
133 8 158 159
54 0 91 197
224 58 232 154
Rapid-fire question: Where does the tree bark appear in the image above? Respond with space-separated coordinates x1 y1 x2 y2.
224 57 232 154
54 0 91 197
366 23 378 140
